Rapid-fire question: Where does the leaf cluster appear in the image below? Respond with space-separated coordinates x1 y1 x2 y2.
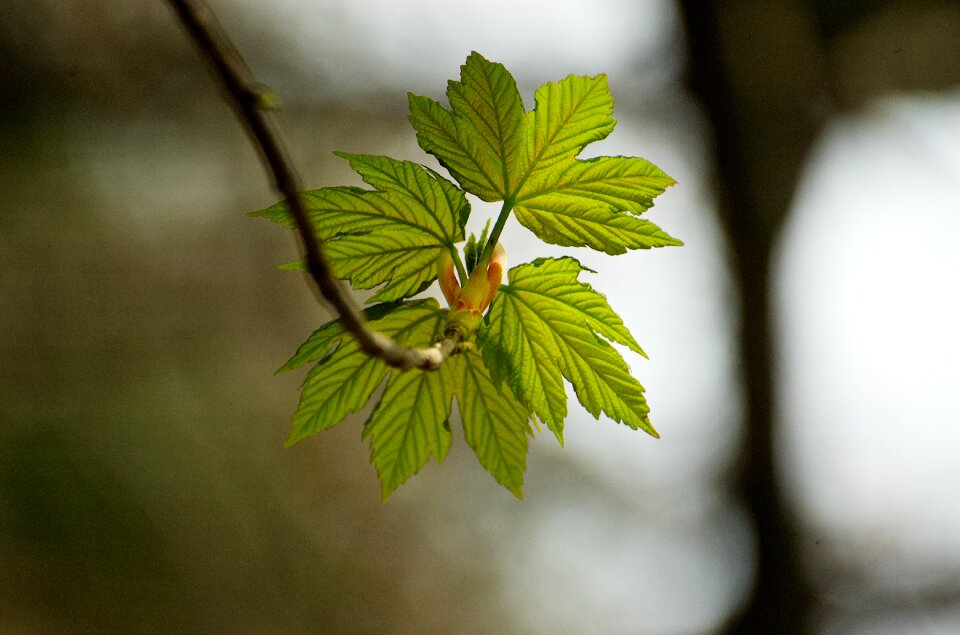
254 52 680 499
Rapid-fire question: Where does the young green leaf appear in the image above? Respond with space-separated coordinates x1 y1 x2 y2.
276 302 398 374
335 152 470 237
282 296 535 499
364 352 455 501
322 232 441 303
449 350 531 498
478 257 656 441
409 53 681 255
261 53 679 500
252 154 468 301
524 73 615 171
512 203 682 255
462 221 491 275
358 307 533 500
289 341 388 447
283 300 445 447
409 52 526 202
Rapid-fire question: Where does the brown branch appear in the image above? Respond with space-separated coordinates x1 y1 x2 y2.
166 0 457 370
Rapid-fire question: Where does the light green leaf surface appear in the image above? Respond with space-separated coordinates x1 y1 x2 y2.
282 298 534 498
288 341 388 447
449 350 531 498
517 155 675 214
512 204 681 255
408 95 492 199
514 157 681 254
479 295 568 442
276 302 397 374
409 52 526 201
410 53 679 254
335 152 470 238
364 355 455 500
252 155 467 301
323 232 442 303
361 301 453 500
479 257 656 440
283 301 444 447
524 74 615 172
264 54 678 499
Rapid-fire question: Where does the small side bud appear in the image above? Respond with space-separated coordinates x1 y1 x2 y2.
444 243 506 339
482 243 506 309
253 85 281 111
437 249 460 306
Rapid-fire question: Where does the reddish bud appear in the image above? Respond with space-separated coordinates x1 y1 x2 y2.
481 242 506 309
437 249 460 306
445 243 506 338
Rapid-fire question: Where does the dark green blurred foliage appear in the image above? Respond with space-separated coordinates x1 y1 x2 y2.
1 420 183 630
0 3 515 632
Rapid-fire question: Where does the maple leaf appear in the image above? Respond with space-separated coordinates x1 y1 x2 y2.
448 349 531 498
409 51 682 255
364 340 455 499
280 301 442 447
280 299 532 499
257 53 680 499
478 257 655 442
253 153 468 302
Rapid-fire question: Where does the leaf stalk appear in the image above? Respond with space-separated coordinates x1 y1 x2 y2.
479 198 515 267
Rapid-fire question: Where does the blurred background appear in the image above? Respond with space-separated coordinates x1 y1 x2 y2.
1 0 958 632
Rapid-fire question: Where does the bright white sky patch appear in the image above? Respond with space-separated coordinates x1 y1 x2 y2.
226 0 679 98
776 91 960 595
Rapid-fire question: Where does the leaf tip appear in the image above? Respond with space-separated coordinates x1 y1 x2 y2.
641 418 660 439
283 430 304 448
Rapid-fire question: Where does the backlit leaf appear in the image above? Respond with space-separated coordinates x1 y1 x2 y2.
252 154 467 301
409 52 526 201
283 301 444 447
512 203 680 255
525 74 615 172
410 53 679 254
449 350 531 498
263 53 679 499
364 354 455 500
479 257 656 441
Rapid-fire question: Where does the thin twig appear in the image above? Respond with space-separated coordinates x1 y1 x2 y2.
166 0 458 370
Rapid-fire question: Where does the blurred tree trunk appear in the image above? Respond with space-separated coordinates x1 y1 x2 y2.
678 1 960 630
676 2 827 632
